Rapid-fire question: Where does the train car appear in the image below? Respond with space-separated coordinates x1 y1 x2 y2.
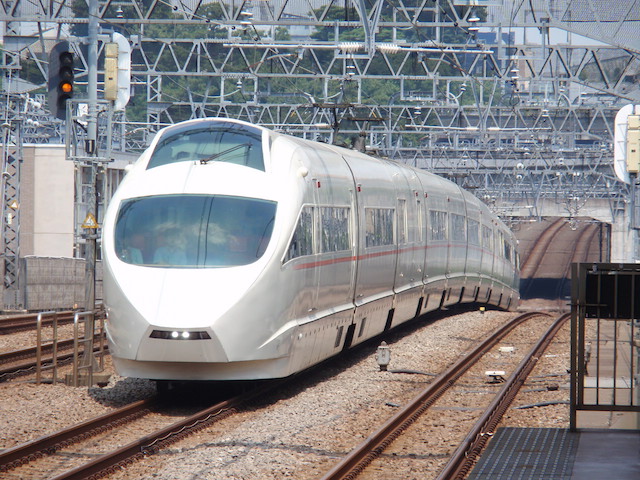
102 118 519 382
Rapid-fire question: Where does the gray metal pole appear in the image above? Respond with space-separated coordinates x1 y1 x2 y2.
81 0 99 378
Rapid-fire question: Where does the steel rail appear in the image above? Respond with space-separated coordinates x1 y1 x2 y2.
0 398 156 473
0 309 105 334
44 381 282 480
519 218 565 279
0 311 73 334
436 312 570 480
0 342 108 382
1 338 82 364
319 311 549 480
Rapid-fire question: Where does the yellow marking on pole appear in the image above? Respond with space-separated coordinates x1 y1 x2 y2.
82 213 99 229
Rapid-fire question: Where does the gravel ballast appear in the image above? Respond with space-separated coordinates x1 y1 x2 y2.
1 307 571 479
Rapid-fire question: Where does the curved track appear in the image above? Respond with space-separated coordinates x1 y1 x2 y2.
519 219 565 279
319 311 568 480
553 223 601 300
519 218 605 301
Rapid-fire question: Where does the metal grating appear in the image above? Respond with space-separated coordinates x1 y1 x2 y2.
467 427 578 480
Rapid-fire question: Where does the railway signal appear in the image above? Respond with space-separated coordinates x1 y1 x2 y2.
104 32 131 111
47 41 75 120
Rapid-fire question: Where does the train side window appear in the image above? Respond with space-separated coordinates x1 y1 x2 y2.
497 232 507 259
451 213 466 242
482 225 493 250
320 207 351 253
504 240 512 262
285 207 315 262
429 210 447 241
397 199 407 245
468 219 480 245
365 208 395 247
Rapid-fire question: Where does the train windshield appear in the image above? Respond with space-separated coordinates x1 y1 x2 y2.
114 194 276 268
147 122 264 171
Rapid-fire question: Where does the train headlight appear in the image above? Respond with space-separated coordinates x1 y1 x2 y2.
150 330 211 340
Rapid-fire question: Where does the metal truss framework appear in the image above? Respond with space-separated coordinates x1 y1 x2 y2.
1 109 22 309
1 0 639 222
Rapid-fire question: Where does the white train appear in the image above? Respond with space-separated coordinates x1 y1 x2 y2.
102 118 519 382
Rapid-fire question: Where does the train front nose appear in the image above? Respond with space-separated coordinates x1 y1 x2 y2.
104 266 251 369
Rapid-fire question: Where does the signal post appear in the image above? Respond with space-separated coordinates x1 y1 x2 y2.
47 0 130 385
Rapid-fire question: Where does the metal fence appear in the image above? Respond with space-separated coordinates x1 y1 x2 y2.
570 263 640 430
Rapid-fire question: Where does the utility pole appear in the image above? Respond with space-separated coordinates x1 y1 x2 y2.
81 0 100 377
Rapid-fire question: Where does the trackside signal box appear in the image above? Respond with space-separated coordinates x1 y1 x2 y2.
627 115 640 173
48 41 75 120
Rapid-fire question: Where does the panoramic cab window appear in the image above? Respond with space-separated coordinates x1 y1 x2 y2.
115 195 276 267
147 122 264 171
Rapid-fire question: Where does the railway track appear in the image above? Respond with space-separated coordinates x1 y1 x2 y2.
1 309 568 480
0 337 107 382
553 222 601 300
319 311 569 480
519 218 565 279
0 382 279 480
0 311 76 335
0 310 104 335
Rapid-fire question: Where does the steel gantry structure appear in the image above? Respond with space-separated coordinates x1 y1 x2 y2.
1 1 639 248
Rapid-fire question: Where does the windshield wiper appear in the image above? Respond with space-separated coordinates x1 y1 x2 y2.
199 143 251 164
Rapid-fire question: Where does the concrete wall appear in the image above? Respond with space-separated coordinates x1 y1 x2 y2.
21 145 75 257
22 257 103 311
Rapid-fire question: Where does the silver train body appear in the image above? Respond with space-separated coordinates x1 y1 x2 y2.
102 118 519 381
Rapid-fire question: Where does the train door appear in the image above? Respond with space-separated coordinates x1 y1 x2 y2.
416 174 433 313
463 201 482 302
343 158 362 310
445 196 467 305
390 166 425 323
480 222 496 302
424 182 449 293
312 153 358 315
346 155 397 342
348 177 360 303
495 229 510 292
